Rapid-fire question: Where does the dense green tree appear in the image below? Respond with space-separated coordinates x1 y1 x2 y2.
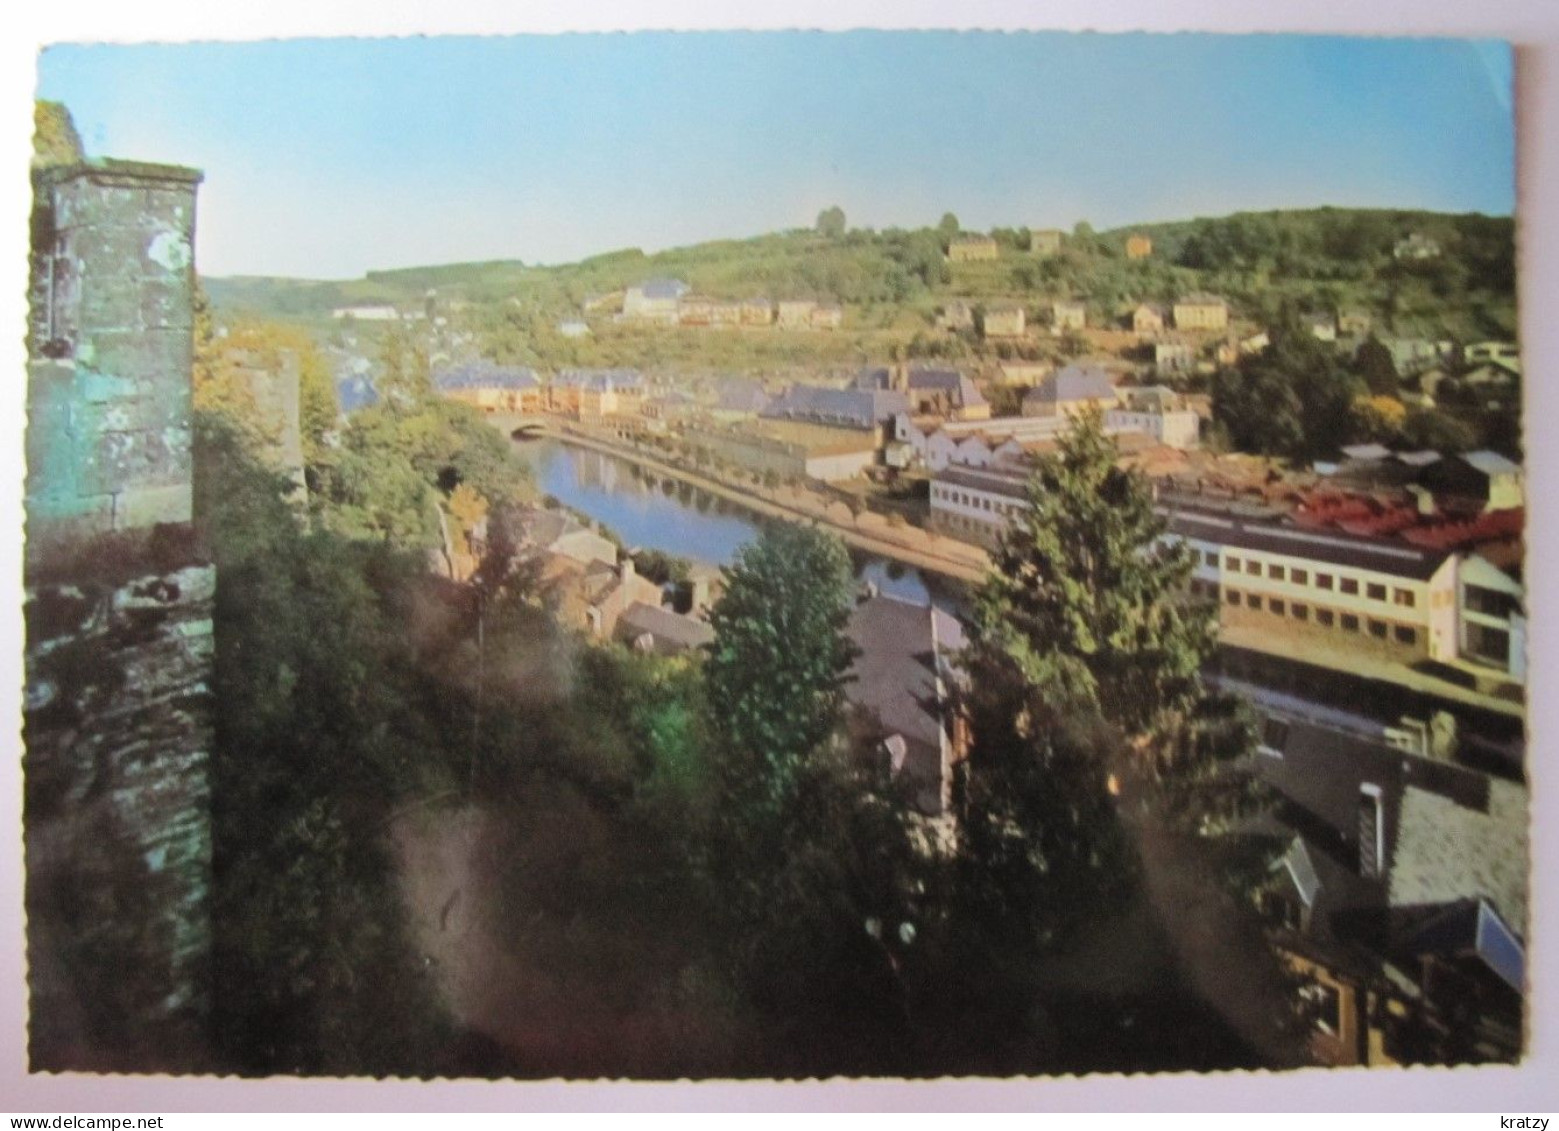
32 100 83 167
968 410 1211 737
815 205 847 238
938 212 961 237
1213 307 1361 460
704 522 857 815
194 413 456 1075
1354 333 1402 397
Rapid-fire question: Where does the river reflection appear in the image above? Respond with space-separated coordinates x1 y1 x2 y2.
512 437 961 611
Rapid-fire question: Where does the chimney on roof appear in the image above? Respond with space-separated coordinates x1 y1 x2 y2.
1358 783 1385 880
1407 483 1437 517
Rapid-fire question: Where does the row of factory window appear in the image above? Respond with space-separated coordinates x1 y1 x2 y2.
931 491 1022 519
1207 582 1420 647
1204 551 1417 608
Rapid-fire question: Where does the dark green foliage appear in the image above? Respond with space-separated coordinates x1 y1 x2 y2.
704 523 858 816
1355 333 1401 396
815 204 847 238
970 411 1211 735
195 413 457 1075
1213 308 1363 460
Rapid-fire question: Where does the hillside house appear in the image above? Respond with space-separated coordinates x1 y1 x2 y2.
1029 228 1064 256
983 303 1026 339
622 278 689 324
1132 302 1167 337
740 297 775 326
1125 233 1153 259
1173 293 1231 332
1020 363 1119 419
937 299 975 332
1051 299 1087 332
776 299 818 329
1394 233 1442 261
1153 340 1195 374
811 303 844 330
948 234 1000 262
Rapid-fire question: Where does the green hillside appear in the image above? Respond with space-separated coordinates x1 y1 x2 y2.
204 207 1517 368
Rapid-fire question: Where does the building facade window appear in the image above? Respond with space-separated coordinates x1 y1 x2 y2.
1245 560 1261 576
1317 573 1334 591
1367 583 1387 601
1270 599 1286 616
1317 609 1335 627
1292 603 1309 621
1368 620 1388 639
1340 578 1360 596
1341 614 1360 632
1394 588 1416 608
1292 569 1309 586
1394 625 1417 645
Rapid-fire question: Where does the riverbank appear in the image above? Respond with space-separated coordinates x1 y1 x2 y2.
551 425 992 584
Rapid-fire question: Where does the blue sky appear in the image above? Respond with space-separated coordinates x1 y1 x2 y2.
36 31 1515 279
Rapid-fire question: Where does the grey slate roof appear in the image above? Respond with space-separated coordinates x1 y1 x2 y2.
434 360 540 391
1165 504 1454 581
761 384 910 430
844 594 965 815
615 602 715 654
636 277 690 300
715 378 771 414
1252 718 1526 948
1023 363 1117 406
555 368 645 392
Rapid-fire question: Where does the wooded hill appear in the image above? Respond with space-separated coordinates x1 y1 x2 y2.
205 206 1516 356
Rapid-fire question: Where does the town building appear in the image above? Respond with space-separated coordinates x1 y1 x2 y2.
928 476 1520 681
776 299 818 329
1173 293 1231 332
710 377 771 421
1051 299 1087 332
1028 228 1064 256
330 303 401 321
740 297 775 326
811 302 844 330
1132 302 1167 337
856 365 990 421
1247 717 1525 1066
845 593 969 817
948 234 1000 262
614 601 715 656
937 299 976 332
1021 363 1119 418
983 303 1026 338
550 368 646 418
622 278 689 324
434 360 543 415
1394 233 1443 261
1153 339 1195 375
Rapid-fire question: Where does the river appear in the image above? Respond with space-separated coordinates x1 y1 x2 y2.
512 437 964 610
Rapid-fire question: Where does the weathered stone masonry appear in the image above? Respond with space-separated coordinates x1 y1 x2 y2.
24 159 214 1071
